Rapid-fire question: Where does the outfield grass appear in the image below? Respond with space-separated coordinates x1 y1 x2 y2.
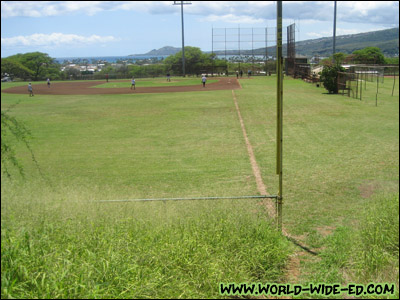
235 75 399 297
1 80 291 298
236 76 398 234
1 88 257 198
1 75 399 298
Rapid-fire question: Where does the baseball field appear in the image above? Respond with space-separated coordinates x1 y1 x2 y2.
1 76 399 298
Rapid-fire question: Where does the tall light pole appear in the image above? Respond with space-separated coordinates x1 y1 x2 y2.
276 0 283 231
174 1 191 77
333 1 337 61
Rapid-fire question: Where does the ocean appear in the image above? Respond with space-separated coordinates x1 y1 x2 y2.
54 55 166 64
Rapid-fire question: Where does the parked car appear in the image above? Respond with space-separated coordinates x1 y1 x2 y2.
1 77 12 82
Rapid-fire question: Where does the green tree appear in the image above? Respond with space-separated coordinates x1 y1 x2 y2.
164 49 184 75
1 58 33 80
7 52 58 81
63 67 81 80
352 47 385 64
128 65 146 78
333 52 347 65
164 47 223 76
384 57 399 65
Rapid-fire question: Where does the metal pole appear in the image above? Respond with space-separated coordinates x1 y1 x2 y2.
276 1 283 231
252 27 254 73
238 25 241 75
174 1 191 77
376 73 379 106
181 2 185 77
356 73 359 100
265 27 268 75
212 27 214 76
94 195 278 203
333 1 337 62
225 28 227 60
392 68 396 96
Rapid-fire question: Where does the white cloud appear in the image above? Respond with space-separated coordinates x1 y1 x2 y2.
306 32 326 39
1 33 118 47
200 14 265 25
1 1 398 27
1 1 113 18
337 1 399 26
0 1 174 18
306 27 389 39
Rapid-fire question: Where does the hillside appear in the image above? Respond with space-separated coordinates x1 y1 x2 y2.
295 27 399 57
131 28 399 58
212 27 399 58
130 46 181 56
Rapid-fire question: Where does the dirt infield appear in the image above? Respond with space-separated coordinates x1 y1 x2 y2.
2 77 241 95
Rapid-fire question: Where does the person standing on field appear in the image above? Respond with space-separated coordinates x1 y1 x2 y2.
202 75 207 88
47 78 50 88
28 83 34 96
131 77 136 90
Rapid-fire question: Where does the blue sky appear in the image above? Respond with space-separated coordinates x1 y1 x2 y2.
1 1 399 58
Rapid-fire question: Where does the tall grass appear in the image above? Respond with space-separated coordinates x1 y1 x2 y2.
1 81 291 298
235 76 398 298
356 193 399 284
1 180 290 298
235 76 398 236
2 75 398 298
300 194 399 299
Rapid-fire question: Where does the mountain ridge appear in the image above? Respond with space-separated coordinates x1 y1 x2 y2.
129 46 181 56
131 27 399 57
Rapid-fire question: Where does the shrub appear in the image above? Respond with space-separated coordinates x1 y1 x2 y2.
320 64 345 94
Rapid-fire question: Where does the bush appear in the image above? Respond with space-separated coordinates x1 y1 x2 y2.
320 64 345 94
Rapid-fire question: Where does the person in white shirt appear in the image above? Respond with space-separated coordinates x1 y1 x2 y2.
28 83 34 96
131 77 136 90
202 75 207 88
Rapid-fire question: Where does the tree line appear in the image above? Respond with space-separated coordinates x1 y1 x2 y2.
0 47 279 81
1 47 229 81
321 47 398 66
319 47 399 94
1 46 398 82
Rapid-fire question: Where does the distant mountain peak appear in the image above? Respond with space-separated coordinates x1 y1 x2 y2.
129 27 399 58
130 46 181 56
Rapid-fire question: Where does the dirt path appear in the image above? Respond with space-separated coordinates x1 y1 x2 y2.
232 90 276 218
232 90 317 289
2 77 241 95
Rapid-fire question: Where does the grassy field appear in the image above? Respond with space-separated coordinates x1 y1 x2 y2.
235 76 399 297
1 75 399 298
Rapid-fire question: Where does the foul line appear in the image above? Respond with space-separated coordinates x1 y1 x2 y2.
231 90 276 220
232 90 319 255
